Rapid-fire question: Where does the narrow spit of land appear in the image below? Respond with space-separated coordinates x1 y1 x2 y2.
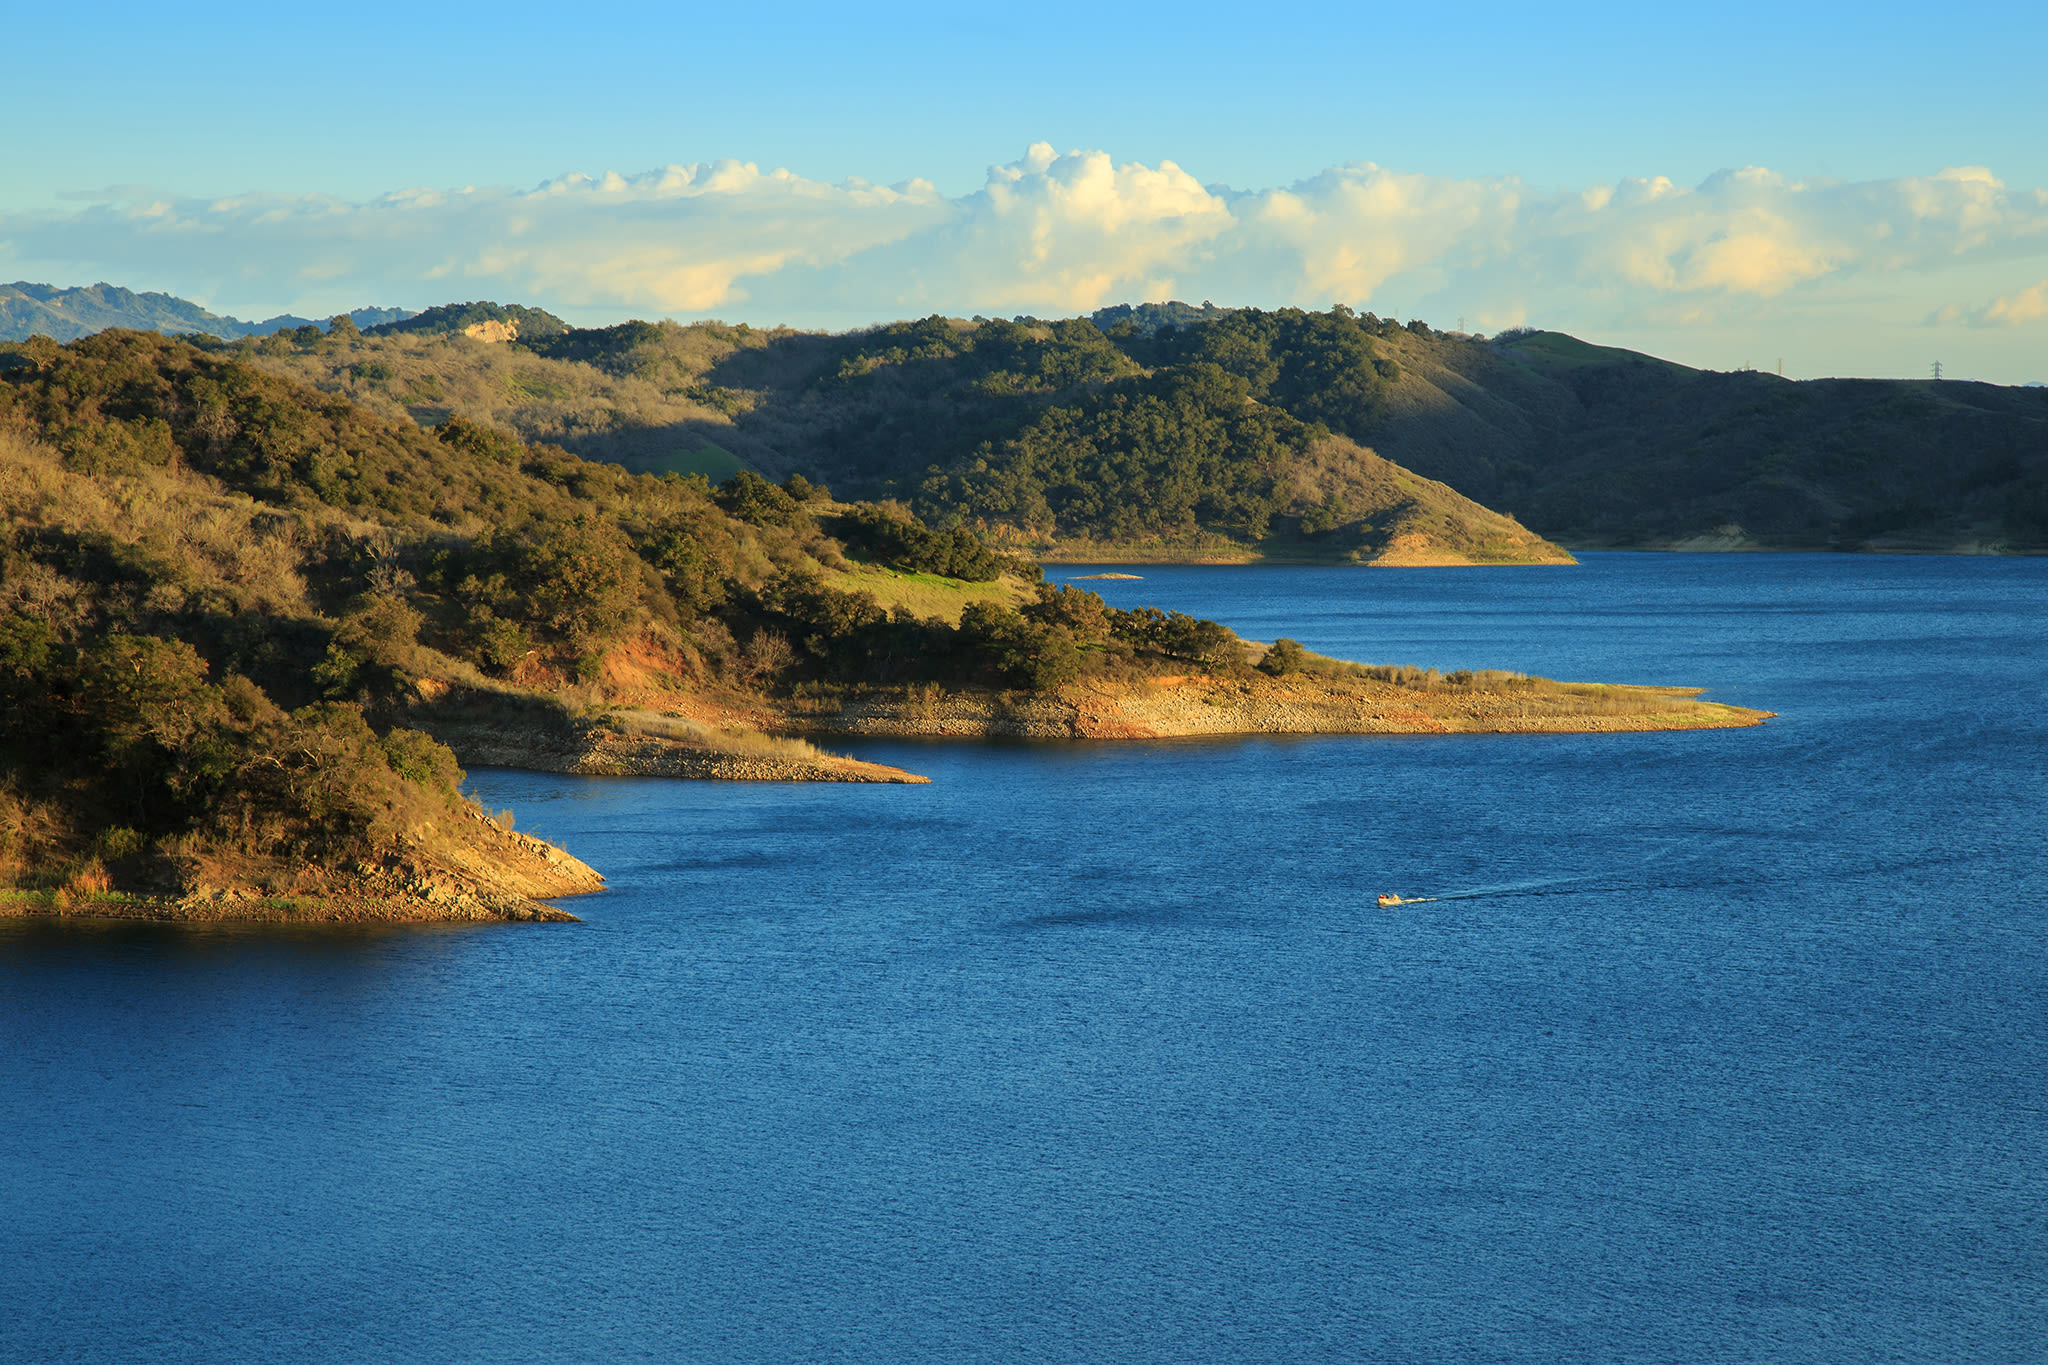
767 670 1770 740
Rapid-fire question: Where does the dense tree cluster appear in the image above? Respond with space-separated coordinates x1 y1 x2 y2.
806 306 1401 545
739 577 1241 693
919 364 1302 543
1131 305 1400 444
825 504 1017 581
0 610 470 896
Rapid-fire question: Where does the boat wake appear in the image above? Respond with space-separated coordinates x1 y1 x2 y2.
1377 850 1674 909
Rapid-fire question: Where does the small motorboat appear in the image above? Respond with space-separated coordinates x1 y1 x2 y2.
1377 893 1404 907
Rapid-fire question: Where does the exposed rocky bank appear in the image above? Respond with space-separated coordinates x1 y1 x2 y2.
425 715 930 783
4 806 604 926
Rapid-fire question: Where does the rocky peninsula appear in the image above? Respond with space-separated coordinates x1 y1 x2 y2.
2 803 604 925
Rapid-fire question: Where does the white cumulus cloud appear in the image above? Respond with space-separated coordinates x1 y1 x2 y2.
840 143 1235 315
1222 164 1523 303
5 145 2048 377
1 161 951 317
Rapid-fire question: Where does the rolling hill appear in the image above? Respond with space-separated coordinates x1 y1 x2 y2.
252 302 2047 554
238 307 1573 565
1362 328 2048 551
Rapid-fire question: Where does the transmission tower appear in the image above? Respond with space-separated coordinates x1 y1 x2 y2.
1932 360 1943 381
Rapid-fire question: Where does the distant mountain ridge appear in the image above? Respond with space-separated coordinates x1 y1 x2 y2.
0 282 413 343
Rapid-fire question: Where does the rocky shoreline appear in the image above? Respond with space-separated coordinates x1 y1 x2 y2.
10 674 1761 929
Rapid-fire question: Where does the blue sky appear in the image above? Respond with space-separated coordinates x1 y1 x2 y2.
5 1 2046 380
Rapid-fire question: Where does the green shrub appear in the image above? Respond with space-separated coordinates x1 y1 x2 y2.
436 414 523 465
715 470 808 529
381 728 464 794
639 504 737 620
0 615 54 694
1259 638 1308 676
335 593 423 666
311 640 361 698
470 612 534 673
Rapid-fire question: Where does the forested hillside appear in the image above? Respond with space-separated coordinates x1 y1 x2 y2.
244 306 1570 564
0 330 1259 911
242 298 2048 553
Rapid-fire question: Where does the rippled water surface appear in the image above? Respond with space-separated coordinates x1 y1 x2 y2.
6 554 2046 1363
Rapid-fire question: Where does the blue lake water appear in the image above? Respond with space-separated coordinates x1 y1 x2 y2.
5 553 2046 1363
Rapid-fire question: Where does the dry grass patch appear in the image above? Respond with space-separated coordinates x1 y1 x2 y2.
598 708 833 762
